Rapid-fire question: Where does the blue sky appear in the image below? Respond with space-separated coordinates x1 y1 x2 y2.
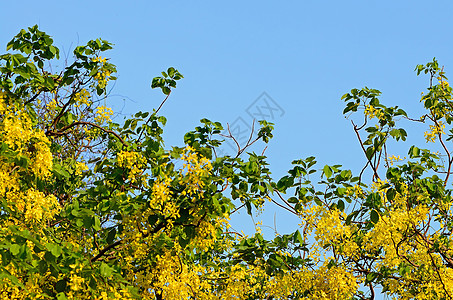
2 0 453 295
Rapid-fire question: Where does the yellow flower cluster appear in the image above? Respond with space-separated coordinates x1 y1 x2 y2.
364 105 384 120
92 56 107 64
75 161 89 176
363 204 431 266
440 80 450 89
30 131 54 178
191 218 226 252
74 88 91 108
149 179 179 222
139 248 358 299
0 94 57 225
0 263 54 299
0 163 19 196
1 110 32 149
424 121 445 142
92 56 113 89
7 188 59 223
147 250 201 299
179 146 212 197
116 150 146 183
387 154 404 166
283 265 358 299
314 208 359 257
95 105 113 124
95 288 134 300
0 92 7 112
301 173 453 299
25 189 59 223
345 184 366 199
69 274 85 292
1 112 53 178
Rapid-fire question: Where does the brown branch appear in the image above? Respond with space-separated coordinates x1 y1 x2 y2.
222 123 241 153
222 231 244 237
427 248 452 299
368 282 375 300
221 181 229 192
154 91 171 115
271 199 298 215
438 134 452 186
91 240 121 262
429 114 452 185
404 115 427 123
136 91 171 143
219 121 262 158
230 203 246 214
275 190 297 213
49 79 83 129
46 121 127 146
358 160 371 185
244 119 256 150
352 120 380 181
24 90 42 105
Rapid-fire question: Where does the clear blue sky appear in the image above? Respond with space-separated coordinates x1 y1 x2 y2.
2 1 453 295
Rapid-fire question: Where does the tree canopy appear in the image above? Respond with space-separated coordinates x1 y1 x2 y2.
1 25 453 299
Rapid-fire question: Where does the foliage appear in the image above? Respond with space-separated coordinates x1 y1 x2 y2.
1 25 453 299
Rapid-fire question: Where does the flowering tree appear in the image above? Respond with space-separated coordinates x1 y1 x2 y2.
1 25 453 299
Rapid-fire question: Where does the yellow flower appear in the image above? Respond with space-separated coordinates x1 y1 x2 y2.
92 56 113 88
424 121 445 142
75 161 89 176
364 105 384 120
387 155 404 166
95 105 113 124
69 274 85 291
117 150 146 183
74 89 91 108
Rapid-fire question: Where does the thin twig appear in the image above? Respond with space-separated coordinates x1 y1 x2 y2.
154 91 171 115
46 121 127 146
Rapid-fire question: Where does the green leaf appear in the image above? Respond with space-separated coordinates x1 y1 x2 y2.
323 165 333 178
106 228 117 244
55 279 67 293
14 155 29 168
366 146 375 160
366 272 378 284
345 211 358 225
38 260 47 274
56 293 68 300
398 263 411 276
386 188 396 201
167 67 175 77
46 243 62 258
287 197 298 204
44 251 55 262
100 262 114 277
337 199 345 211
314 197 323 206
293 230 303 244
53 163 70 178
370 210 379 224
162 86 171 95
151 77 162 88
93 216 101 231
10 244 20 256
409 146 420 158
